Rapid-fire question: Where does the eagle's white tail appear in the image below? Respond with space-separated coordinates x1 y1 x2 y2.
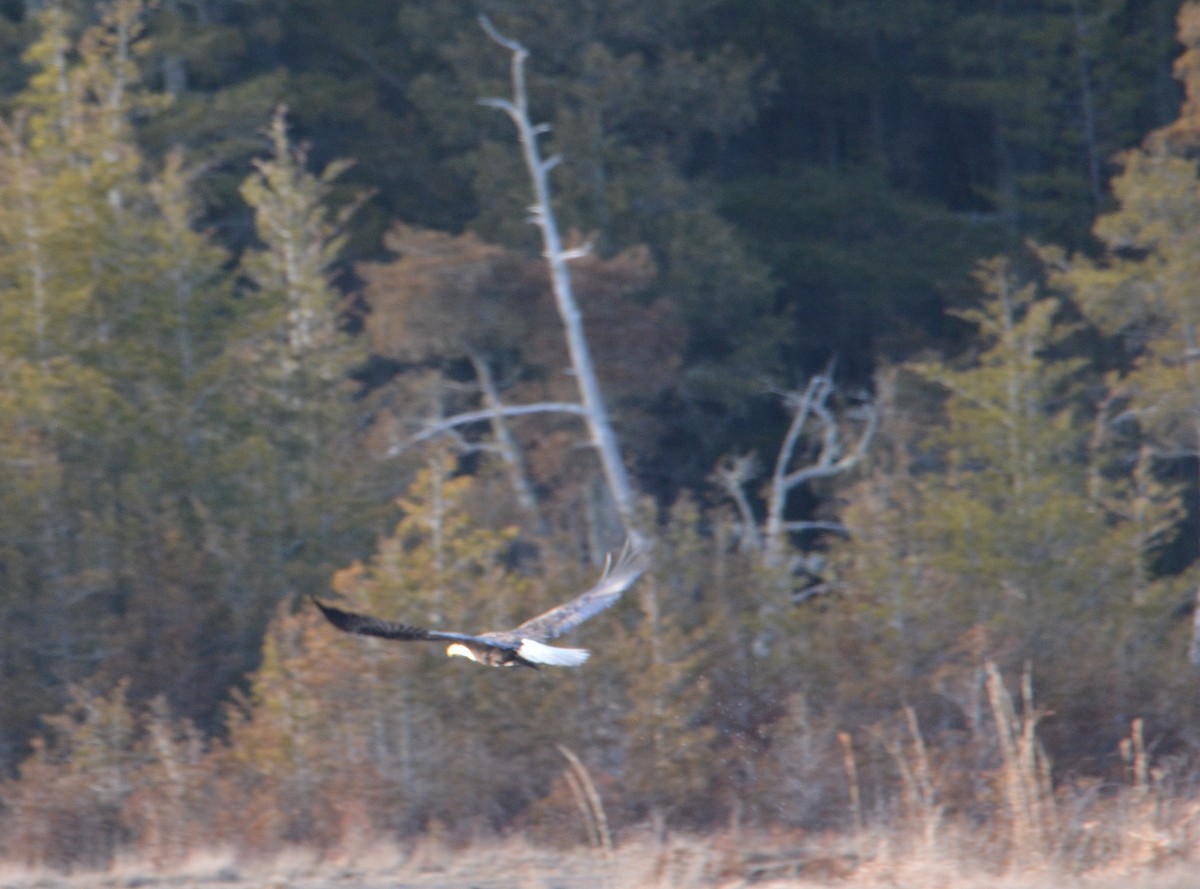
518 638 590 666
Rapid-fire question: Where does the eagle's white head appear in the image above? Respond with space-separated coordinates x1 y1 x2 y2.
446 643 478 662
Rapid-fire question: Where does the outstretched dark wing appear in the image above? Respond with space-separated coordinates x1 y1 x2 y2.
513 538 649 641
311 598 497 647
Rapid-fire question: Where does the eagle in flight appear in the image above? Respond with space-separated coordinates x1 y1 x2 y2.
312 539 648 668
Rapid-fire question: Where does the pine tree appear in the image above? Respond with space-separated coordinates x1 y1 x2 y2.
238 106 361 434
223 105 368 604
0 2 353 773
917 0 1173 242
1048 3 1200 672
0 1 168 766
611 503 717 827
907 261 1127 694
823 257 1188 759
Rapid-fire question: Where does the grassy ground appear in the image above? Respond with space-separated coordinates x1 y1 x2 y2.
0 825 1197 889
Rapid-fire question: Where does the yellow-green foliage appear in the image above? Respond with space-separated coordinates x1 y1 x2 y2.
204 467 635 844
823 256 1194 764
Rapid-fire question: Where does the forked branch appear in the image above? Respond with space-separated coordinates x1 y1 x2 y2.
764 376 876 565
715 374 876 568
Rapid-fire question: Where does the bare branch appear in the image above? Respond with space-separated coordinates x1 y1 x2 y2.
769 375 830 493
780 400 878 489
386 401 590 456
478 97 517 116
477 14 527 56
779 520 850 536
792 581 845 605
1163 346 1200 366
560 237 594 261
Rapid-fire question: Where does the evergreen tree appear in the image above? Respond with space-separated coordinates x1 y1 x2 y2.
1050 2 1200 670
612 499 717 827
917 0 1167 242
0 1 163 765
824 257 1190 760
0 3 378 772
226 104 368 605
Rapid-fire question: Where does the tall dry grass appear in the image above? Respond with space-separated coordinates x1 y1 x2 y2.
0 662 1196 884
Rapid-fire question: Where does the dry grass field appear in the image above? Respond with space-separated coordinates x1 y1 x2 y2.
1 824 1197 889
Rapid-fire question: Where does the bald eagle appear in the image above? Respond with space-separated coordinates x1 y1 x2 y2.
312 540 648 668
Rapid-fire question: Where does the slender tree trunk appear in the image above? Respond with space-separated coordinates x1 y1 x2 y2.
1184 325 1200 670
763 378 827 566
1070 0 1103 208
160 0 188 97
467 349 544 529
1190 413 1200 671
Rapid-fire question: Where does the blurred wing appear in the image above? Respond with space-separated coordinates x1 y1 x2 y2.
514 539 649 640
312 598 484 646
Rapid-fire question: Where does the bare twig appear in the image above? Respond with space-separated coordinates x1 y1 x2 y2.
467 351 542 522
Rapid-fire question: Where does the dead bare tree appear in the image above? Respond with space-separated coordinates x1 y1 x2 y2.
712 452 763 554
715 373 877 570
393 17 640 539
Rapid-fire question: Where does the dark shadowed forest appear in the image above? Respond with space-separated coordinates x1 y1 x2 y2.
1 0 1200 879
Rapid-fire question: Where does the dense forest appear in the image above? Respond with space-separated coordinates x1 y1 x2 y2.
1 0 1200 873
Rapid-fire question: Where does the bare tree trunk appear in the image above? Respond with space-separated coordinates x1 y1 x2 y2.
467 349 543 528
479 17 639 536
1186 333 1200 670
1191 416 1200 671
712 453 763 553
1070 0 1103 209
1188 587 1200 671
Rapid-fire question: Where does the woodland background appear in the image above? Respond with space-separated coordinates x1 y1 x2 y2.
1 0 1200 876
